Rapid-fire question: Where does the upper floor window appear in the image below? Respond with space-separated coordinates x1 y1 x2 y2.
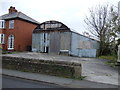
9 20 14 29
0 20 6 29
0 34 5 44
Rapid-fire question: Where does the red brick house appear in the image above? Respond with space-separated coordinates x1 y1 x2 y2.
0 6 40 51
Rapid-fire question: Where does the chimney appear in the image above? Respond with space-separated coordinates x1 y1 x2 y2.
9 6 17 14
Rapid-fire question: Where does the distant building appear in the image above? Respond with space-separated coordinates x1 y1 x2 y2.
0 6 39 51
32 20 99 57
118 1 120 15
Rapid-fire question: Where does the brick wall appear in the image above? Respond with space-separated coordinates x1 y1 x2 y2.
2 19 37 51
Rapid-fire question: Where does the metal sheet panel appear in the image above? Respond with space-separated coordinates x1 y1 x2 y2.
60 32 71 50
70 33 79 56
50 31 60 53
32 33 41 52
78 49 97 57
70 32 99 57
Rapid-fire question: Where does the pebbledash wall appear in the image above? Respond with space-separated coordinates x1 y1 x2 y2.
32 20 99 57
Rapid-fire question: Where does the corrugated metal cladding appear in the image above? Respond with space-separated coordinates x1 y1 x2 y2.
32 20 99 57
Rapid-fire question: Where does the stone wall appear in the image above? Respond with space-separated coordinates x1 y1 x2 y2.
2 56 82 79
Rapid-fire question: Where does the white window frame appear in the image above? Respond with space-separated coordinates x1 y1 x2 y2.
9 20 14 29
0 34 5 44
8 34 14 50
0 20 6 29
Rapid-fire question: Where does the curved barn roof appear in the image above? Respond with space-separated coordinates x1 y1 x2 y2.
33 20 71 33
33 20 99 41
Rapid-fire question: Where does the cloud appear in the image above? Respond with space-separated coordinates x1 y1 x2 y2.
0 0 119 34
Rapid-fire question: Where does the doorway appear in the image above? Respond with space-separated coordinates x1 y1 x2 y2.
40 32 50 53
8 34 14 50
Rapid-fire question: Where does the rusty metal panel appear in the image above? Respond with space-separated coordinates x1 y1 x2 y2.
70 32 99 57
60 32 71 50
78 49 97 57
50 31 60 53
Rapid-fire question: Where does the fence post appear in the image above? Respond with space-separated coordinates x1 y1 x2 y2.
118 45 120 64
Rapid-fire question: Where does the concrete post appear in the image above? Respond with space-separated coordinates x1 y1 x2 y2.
118 45 120 63
74 65 82 78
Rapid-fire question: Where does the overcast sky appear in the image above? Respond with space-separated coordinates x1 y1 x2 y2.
0 0 119 34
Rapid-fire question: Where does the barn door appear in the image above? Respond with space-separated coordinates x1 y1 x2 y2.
40 32 50 53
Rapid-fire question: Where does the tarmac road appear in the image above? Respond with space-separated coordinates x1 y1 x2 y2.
2 75 64 88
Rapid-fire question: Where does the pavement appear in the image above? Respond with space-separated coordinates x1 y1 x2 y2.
1 69 118 88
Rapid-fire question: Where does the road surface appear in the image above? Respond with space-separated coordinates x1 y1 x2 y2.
2 75 64 88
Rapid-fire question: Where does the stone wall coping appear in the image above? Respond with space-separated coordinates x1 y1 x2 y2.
2 55 81 66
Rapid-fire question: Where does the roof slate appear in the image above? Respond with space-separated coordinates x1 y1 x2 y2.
0 12 40 24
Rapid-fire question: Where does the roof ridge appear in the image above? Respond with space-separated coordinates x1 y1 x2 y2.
18 12 40 24
17 12 21 17
1 11 40 24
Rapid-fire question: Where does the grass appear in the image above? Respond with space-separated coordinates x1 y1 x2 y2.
98 55 117 61
98 55 118 68
2 50 20 54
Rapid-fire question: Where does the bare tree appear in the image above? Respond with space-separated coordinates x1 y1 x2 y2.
84 4 113 55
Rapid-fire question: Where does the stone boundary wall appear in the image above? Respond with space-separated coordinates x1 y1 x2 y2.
2 56 82 79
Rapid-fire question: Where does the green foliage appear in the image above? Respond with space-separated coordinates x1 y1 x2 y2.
2 50 20 54
98 55 117 68
105 62 117 68
99 55 117 61
118 39 120 45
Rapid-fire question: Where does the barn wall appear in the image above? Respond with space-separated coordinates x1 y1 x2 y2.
70 32 99 57
32 31 71 53
70 32 79 56
32 33 41 52
60 32 71 50
50 31 60 53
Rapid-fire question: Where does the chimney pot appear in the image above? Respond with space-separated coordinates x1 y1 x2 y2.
9 6 17 14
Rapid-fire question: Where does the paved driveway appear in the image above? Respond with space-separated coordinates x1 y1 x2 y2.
81 58 118 85
3 52 118 85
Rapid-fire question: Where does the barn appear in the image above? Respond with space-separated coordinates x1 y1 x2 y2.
32 20 99 57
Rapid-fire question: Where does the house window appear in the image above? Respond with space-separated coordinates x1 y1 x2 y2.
9 20 14 29
0 34 5 44
0 20 5 29
8 34 14 50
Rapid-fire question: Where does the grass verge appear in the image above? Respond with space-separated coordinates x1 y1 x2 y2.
98 55 117 68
